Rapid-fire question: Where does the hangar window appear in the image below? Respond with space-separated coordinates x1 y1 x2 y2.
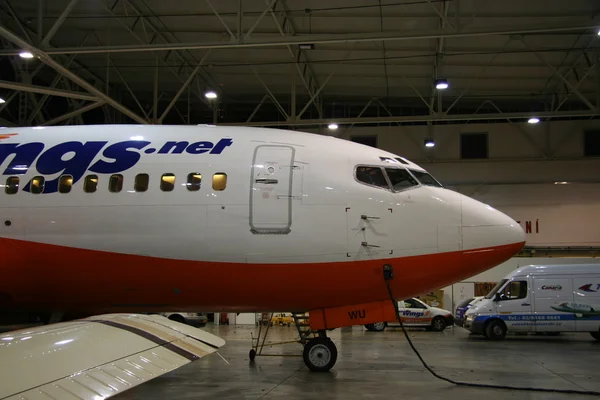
584 130 600 157
461 132 488 159
58 175 73 194
385 168 418 191
161 173 176 192
134 173 149 192
497 280 528 301
410 170 443 187
30 176 45 194
109 174 123 193
187 173 202 191
212 173 227 191
355 166 389 189
84 175 98 193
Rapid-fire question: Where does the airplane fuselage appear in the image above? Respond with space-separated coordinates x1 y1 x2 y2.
0 125 525 314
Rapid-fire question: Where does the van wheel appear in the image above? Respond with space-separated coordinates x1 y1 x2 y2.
590 331 600 341
485 320 506 340
431 317 447 332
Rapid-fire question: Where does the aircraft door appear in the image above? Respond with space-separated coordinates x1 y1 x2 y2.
494 278 534 332
250 145 295 234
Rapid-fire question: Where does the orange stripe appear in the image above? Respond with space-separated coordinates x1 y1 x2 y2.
0 238 524 313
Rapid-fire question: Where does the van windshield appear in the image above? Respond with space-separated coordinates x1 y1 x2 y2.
485 279 508 299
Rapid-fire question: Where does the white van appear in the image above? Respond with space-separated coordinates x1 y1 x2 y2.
464 264 600 340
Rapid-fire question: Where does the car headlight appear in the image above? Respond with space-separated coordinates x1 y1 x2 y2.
466 314 476 322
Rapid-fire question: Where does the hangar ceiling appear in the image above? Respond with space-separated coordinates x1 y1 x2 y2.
0 0 598 127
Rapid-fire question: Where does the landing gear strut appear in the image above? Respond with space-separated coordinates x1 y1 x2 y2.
249 313 338 372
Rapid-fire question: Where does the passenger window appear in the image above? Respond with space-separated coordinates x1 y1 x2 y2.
84 175 98 193
355 166 389 189
498 281 528 300
187 173 202 191
30 176 45 194
385 168 418 191
109 174 123 193
134 173 149 192
404 299 427 309
5 176 19 194
161 173 175 192
212 173 227 191
410 170 442 187
58 175 73 194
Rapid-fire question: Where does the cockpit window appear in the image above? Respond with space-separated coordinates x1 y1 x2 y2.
385 168 418 191
356 166 389 189
410 170 443 187
395 157 410 165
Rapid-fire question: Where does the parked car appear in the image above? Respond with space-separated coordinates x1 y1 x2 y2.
159 312 208 327
454 296 484 327
364 298 454 332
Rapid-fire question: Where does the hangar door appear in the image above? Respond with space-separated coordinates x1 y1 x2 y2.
250 145 295 234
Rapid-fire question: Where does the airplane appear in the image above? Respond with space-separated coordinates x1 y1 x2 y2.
551 302 600 317
0 124 525 398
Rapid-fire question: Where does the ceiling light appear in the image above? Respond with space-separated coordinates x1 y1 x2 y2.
554 181 569 185
434 78 449 90
19 51 34 59
204 91 217 99
328 123 338 130
298 43 315 50
597 29 600 36
0 98 5 104
528 117 540 124
424 139 435 148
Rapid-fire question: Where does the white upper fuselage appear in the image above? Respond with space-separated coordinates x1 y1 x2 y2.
0 125 521 263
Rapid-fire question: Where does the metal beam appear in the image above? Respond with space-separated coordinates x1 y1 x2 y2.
9 22 598 55
2 0 32 43
268 0 323 117
0 25 148 124
159 51 211 123
103 0 214 108
0 80 99 101
41 101 105 126
205 0 236 41
37 0 43 42
40 0 79 48
244 0 277 40
220 110 600 127
252 68 289 120
109 59 149 121
554 62 596 112
247 94 268 123
521 38 597 111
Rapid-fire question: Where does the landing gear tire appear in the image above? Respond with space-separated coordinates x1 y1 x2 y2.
303 337 337 372
590 331 600 341
249 349 256 361
431 317 447 332
485 320 507 341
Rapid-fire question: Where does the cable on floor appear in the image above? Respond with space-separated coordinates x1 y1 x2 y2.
381 264 600 396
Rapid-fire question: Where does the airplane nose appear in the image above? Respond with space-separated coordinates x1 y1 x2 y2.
460 194 525 250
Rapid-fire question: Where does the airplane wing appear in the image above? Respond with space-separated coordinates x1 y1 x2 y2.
0 313 225 399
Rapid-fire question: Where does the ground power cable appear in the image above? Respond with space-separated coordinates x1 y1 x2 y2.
381 264 600 396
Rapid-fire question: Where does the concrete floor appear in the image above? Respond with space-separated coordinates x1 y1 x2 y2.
115 324 600 399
